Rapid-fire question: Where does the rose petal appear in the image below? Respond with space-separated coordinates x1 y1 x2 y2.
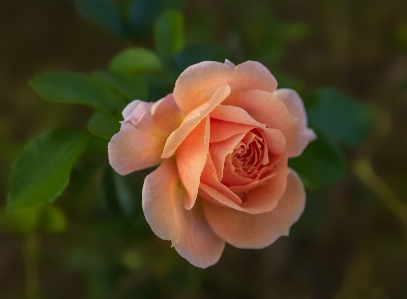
177 117 210 210
210 105 266 127
225 90 310 158
122 100 148 119
260 128 286 155
202 169 305 249
274 88 317 142
210 119 254 143
109 95 183 175
108 122 165 175
126 95 183 137
162 85 231 158
142 159 225 268
174 61 277 114
210 133 245 180
224 59 235 68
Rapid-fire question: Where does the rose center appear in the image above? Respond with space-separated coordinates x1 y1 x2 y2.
228 129 269 179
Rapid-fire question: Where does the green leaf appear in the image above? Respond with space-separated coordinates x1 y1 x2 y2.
30 72 126 114
306 88 377 147
99 167 141 218
289 129 347 189
7 129 89 211
109 48 162 74
87 112 121 140
39 206 67 234
0 208 39 235
154 9 184 56
128 0 184 38
93 70 148 101
74 0 126 39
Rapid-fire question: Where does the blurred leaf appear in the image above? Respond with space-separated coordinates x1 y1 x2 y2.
30 72 126 114
74 0 126 39
283 22 310 40
99 167 141 218
109 48 162 74
394 23 407 50
87 112 121 140
173 44 228 74
289 129 347 189
128 0 183 38
154 9 184 57
7 129 89 211
306 88 377 147
93 70 148 101
0 208 39 235
39 206 67 234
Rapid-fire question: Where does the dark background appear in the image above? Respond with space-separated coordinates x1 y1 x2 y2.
1 0 407 298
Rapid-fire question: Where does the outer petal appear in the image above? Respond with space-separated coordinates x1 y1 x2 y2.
225 90 310 158
177 117 210 210
173 61 277 114
108 122 165 175
202 169 305 249
142 159 225 268
274 88 316 142
109 95 183 176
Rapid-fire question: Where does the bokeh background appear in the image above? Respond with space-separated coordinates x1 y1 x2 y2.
1 0 407 298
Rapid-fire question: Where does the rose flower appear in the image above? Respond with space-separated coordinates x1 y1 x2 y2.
108 60 316 268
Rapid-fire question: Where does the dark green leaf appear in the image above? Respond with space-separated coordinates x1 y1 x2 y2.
30 72 126 114
306 88 377 147
74 0 126 39
128 0 183 38
289 129 347 189
93 70 148 101
39 206 67 234
7 129 89 211
99 167 142 218
109 48 162 74
87 112 121 140
154 9 184 56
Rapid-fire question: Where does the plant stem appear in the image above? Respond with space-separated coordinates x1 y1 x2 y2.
355 159 407 227
25 234 40 299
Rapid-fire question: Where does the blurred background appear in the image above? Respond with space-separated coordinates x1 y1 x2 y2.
1 0 407 298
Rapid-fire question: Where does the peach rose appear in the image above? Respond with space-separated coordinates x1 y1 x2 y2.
108 60 316 268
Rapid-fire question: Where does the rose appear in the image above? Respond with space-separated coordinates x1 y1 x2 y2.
108 60 316 268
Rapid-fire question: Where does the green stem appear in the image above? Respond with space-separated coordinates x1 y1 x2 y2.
355 159 407 227
25 234 40 299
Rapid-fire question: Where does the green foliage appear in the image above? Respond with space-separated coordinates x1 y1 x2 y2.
87 112 121 140
289 129 347 189
154 9 185 57
99 167 142 218
109 48 162 74
30 72 126 114
7 129 89 211
93 70 148 101
128 0 184 38
74 0 126 39
306 88 377 147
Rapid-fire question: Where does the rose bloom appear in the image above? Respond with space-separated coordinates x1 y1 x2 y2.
108 60 316 268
